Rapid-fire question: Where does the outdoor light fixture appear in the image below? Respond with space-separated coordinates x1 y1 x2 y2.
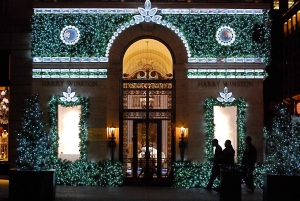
179 124 187 162
108 123 116 161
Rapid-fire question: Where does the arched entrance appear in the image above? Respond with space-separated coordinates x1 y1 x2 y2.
121 39 175 185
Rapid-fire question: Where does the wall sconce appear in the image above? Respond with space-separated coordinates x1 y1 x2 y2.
179 124 187 162
108 123 116 161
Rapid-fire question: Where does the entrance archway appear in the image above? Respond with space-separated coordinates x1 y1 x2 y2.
121 39 175 185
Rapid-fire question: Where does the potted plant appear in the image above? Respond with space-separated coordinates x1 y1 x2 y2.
9 94 56 201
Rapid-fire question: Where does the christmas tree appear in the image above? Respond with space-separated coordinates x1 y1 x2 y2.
16 94 53 170
265 102 300 175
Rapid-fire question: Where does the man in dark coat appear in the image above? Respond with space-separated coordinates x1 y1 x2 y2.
204 139 223 190
221 140 235 164
242 136 257 193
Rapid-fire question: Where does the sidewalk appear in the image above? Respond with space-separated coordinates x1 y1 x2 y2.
0 178 263 201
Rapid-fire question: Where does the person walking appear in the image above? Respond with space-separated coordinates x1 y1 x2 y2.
212 140 236 193
204 139 223 190
221 140 235 164
242 136 257 193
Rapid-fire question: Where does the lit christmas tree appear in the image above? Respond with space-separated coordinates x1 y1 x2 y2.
265 102 300 175
16 94 53 170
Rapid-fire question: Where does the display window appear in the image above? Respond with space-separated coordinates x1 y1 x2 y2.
0 86 9 161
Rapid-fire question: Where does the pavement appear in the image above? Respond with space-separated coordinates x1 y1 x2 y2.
0 176 263 201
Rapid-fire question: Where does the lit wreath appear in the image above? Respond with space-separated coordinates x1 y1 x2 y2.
216 26 235 46
60 26 80 45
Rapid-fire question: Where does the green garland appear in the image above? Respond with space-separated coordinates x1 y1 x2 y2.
204 97 247 163
48 95 89 161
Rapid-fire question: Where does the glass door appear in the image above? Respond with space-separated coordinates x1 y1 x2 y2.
123 119 171 183
122 81 174 184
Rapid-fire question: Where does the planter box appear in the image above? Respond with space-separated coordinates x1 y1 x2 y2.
9 168 56 201
263 174 300 201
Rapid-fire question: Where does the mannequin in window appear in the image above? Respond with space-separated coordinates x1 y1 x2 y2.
1 130 8 142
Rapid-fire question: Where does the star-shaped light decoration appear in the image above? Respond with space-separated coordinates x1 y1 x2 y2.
217 87 235 103
134 0 162 23
60 86 78 102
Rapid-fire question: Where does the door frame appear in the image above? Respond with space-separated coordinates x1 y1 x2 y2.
120 79 175 185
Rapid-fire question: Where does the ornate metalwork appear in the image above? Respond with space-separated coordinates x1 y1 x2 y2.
123 112 147 119
149 112 172 119
123 83 172 89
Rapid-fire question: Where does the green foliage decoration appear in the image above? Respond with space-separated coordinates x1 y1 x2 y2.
16 93 123 186
172 161 213 188
204 97 247 163
54 159 123 186
163 11 271 64
31 14 132 58
47 94 124 186
48 94 89 161
172 97 247 188
31 11 271 64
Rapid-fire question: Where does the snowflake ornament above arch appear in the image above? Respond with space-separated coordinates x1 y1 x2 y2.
134 0 162 23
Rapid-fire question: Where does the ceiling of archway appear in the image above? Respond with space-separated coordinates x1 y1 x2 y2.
123 39 173 77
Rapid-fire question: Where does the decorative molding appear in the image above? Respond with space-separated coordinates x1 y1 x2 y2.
34 8 264 15
32 69 108 78
187 68 266 79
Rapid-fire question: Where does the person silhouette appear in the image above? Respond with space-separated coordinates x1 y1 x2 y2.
204 139 223 190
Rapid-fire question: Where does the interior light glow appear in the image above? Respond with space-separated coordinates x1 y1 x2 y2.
213 106 237 162
58 105 81 161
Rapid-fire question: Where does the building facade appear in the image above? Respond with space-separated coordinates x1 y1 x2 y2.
0 0 271 184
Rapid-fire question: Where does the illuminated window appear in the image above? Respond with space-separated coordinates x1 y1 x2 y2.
284 22 288 35
58 105 81 161
292 15 297 31
295 101 300 116
213 106 238 162
288 0 294 9
0 87 9 161
297 11 300 27
288 19 292 34
273 1 279 10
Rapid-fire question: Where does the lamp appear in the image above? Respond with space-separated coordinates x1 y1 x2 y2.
108 123 116 161
179 124 186 162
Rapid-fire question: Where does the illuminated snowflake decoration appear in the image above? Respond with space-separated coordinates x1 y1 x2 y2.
60 26 80 45
217 87 235 103
216 26 236 46
60 86 78 102
134 0 162 23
